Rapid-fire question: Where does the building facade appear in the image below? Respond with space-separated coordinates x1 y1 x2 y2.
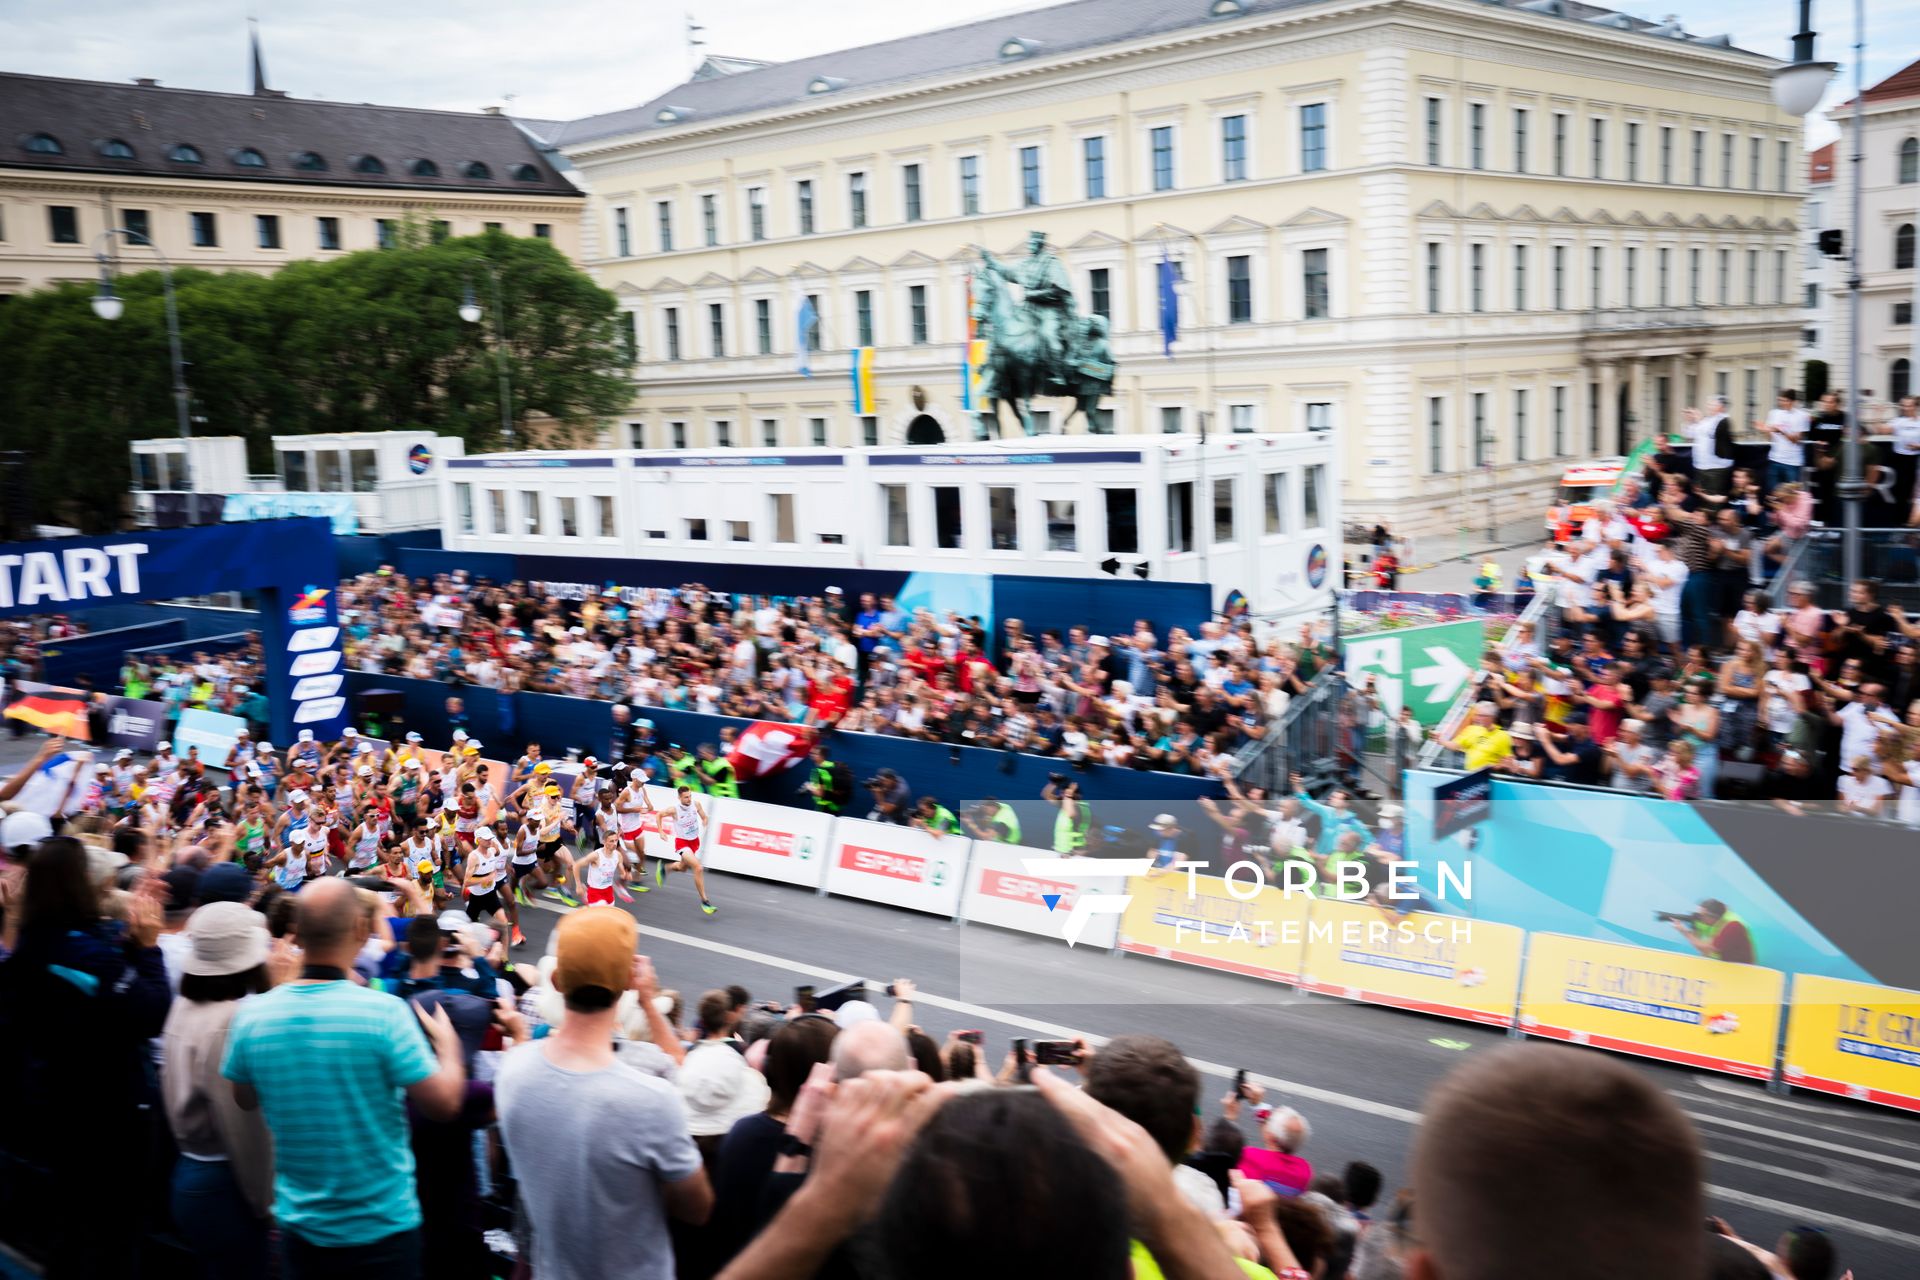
552 0 1804 537
1802 141 1832 367
1823 58 1920 404
0 71 583 298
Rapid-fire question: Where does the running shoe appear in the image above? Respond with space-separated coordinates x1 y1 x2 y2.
550 888 580 908
627 879 651 893
700 899 716 916
513 884 530 907
511 926 526 947
654 858 665 886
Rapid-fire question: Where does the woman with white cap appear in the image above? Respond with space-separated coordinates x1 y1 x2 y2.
160 900 275 1280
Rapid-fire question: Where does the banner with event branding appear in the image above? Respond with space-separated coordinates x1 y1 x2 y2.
103 695 168 752
1115 872 1312 985
700 796 833 889
1517 933 1785 1080
173 707 249 768
1298 899 1525 1027
824 817 969 916
1783 974 1920 1113
958 841 1128 948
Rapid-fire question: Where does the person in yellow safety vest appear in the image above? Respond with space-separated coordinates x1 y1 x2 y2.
1671 898 1755 965
1042 775 1093 855
695 743 739 799
961 797 1022 845
666 745 703 794
1474 559 1504 594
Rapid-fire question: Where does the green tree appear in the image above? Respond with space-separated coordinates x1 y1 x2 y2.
0 228 630 529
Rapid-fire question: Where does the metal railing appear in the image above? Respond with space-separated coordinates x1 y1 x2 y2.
1230 666 1347 796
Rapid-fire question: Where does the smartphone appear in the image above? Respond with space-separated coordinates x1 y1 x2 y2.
1032 1039 1080 1066
955 1029 983 1045
794 985 816 1012
1011 1038 1032 1084
1233 1068 1249 1100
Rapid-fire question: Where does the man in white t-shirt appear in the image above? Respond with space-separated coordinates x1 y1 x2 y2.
1644 543 1688 648
1757 388 1809 492
1684 397 1735 495
1833 684 1890 775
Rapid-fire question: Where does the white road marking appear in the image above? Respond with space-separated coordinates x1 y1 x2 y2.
1684 1110 1920 1174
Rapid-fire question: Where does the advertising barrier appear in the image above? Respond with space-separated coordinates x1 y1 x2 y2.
701 797 833 890
959 841 1128 948
1517 933 1785 1079
103 696 169 753
1298 900 1525 1027
1783 974 1920 1113
1115 873 1312 984
824 818 970 917
173 707 250 768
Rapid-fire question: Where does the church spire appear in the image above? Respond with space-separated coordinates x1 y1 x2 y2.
249 17 270 96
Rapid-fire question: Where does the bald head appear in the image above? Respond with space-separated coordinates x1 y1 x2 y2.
293 878 367 961
1411 1044 1702 1280
830 1020 910 1081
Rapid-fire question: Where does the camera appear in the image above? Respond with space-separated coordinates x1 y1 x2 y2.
1032 1040 1081 1066
955 1029 983 1045
1653 910 1696 924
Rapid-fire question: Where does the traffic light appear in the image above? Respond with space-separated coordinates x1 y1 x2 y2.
1817 229 1845 258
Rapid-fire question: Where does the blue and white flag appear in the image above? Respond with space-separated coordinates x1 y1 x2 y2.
796 296 818 377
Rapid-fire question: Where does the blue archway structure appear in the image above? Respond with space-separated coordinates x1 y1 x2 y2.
0 517 347 743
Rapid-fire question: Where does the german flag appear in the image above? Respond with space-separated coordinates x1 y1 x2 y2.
5 683 90 740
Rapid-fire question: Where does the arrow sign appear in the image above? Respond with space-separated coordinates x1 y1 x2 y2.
1409 645 1472 704
1099 557 1120 576
1041 894 1062 912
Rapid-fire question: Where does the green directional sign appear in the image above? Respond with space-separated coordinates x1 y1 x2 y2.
1342 619 1485 728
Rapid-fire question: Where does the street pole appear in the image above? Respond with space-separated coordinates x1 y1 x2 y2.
461 260 515 448
91 228 195 498
1840 0 1865 587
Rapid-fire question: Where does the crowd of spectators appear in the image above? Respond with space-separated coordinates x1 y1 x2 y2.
1444 390 1920 820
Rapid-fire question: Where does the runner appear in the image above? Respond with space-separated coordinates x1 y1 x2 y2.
614 770 657 892
579 829 624 906
462 824 512 940
506 813 540 945
658 783 717 916
344 813 384 876
531 783 580 907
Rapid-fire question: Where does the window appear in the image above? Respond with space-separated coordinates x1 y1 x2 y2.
1717 248 1730 304
1470 243 1486 312
1222 115 1247 181
1471 392 1488 467
902 164 922 221
1513 245 1527 311
933 486 963 549
686 518 708 541
1590 245 1603 307
521 491 543 537
1301 248 1329 319
1589 382 1602 452
701 193 718 246
625 312 641 363
533 223 550 239
1777 139 1790 192
1264 472 1290 532
1657 246 1670 305
1625 122 1639 181
1231 404 1256 433
1745 248 1759 301
1104 488 1138 554
558 496 578 538
123 209 150 243
24 132 62 155
908 285 928 344
1774 249 1787 304
48 206 78 244
1425 98 1443 165
797 179 815 234
1300 103 1327 172
1425 242 1442 313
190 211 217 247
317 216 341 250
1160 406 1182 434
1897 302 1914 326
1590 118 1606 179
862 416 878 446
1303 464 1325 526
670 421 688 449
1226 255 1252 323
1903 137 1920 185
1550 245 1566 310
318 452 349 493
293 150 325 171
1020 145 1042 206
98 137 134 159
883 485 910 546
354 154 384 174
848 171 867 228
1659 125 1673 183
1624 246 1637 306
1552 385 1568 455
1304 402 1332 433
234 147 267 168
1721 132 1734 188
1212 478 1236 545
376 218 396 248
1044 500 1077 552
411 158 440 177
1512 109 1528 173
664 307 681 361
728 520 751 543
1892 357 1914 399
1150 126 1174 191
713 420 733 448
804 295 821 350
514 163 543 183
1514 389 1529 462
487 489 506 533
1427 397 1446 473
654 202 671 252
760 419 779 447
430 220 450 244
1691 130 1706 185
1167 481 1194 553
1084 136 1108 198
771 493 796 543
1470 103 1486 170
708 303 725 358
809 418 828 447
959 156 980 215
456 483 474 534
1897 223 1916 271
1748 137 1762 191
627 422 645 449
855 290 873 347
755 298 773 355
748 187 766 240
256 214 281 249
1089 267 1111 321
1552 112 1568 176
989 487 1019 550
1689 247 1702 302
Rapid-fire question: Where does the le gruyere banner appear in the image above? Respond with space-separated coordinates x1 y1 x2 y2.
1518 933 1784 1079
1116 872 1310 985
1783 974 1920 1113
1298 901 1525 1027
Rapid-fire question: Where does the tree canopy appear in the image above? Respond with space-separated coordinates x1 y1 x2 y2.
0 226 631 530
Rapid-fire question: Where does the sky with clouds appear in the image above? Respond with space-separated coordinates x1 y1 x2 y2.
6 0 1913 142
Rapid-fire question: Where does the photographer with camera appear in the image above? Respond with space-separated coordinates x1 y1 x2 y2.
802 743 852 815
960 796 1022 845
864 769 911 826
1661 898 1755 965
1041 774 1093 857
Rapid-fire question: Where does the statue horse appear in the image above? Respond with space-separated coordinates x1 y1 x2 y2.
970 266 1054 439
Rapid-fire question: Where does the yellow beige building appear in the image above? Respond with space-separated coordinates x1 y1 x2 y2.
547 0 1805 537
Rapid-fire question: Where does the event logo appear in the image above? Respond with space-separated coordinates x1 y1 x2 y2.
981 869 1083 908
1022 858 1154 947
407 443 433 475
840 845 942 885
287 625 339 653
287 585 331 626
720 823 802 858
1305 544 1329 590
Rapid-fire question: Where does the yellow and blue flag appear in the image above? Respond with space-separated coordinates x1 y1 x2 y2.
850 346 876 415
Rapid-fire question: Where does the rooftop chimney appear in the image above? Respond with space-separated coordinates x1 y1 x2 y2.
134 77 160 87
483 105 503 115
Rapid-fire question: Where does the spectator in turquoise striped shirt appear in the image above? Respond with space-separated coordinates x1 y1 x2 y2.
222 879 466 1280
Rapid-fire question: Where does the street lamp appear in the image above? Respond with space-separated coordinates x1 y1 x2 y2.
91 228 194 491
1769 0 1860 589
458 260 514 447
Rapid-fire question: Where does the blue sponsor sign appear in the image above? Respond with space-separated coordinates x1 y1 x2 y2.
174 706 250 769
869 451 1142 466
631 455 845 468
448 456 617 469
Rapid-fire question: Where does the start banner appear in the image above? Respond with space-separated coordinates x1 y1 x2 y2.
958 841 1128 948
1518 933 1785 1079
824 817 970 917
701 797 832 890
1298 900 1525 1027
1115 872 1311 985
1783 974 1920 1114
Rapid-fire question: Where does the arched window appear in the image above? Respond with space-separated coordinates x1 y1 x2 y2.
23 132 62 154
97 138 135 159
1901 136 1919 185
1898 223 1916 271
463 161 492 180
1894 358 1913 401
511 163 541 182
410 158 439 177
232 147 267 168
168 143 204 163
293 151 327 171
354 154 386 175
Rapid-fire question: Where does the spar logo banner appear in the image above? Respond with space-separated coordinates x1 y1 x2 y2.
1784 974 1920 1114
1518 933 1785 1080
824 818 967 916
1298 899 1524 1027
957 842 1130 948
1115 872 1311 985
700 797 832 890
